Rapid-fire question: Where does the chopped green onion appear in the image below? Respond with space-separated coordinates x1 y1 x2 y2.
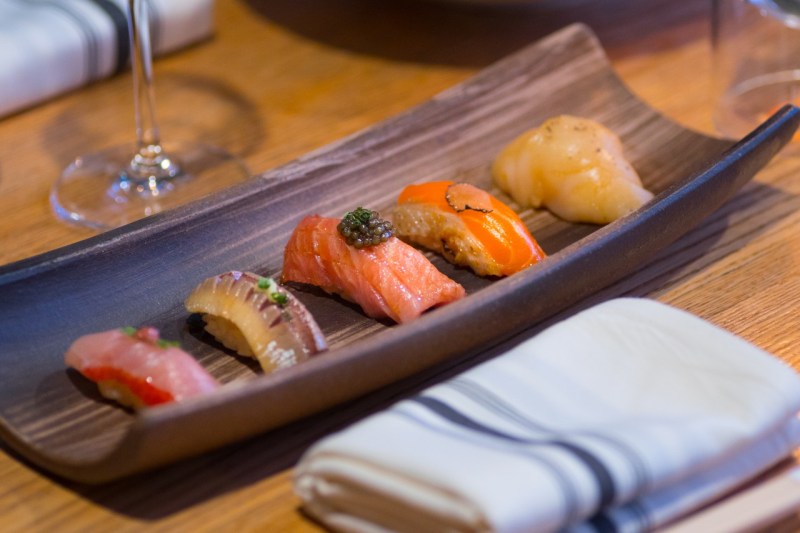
257 276 288 306
156 339 181 349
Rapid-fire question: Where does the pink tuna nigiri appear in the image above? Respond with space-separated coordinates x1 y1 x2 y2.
282 215 465 324
65 327 219 409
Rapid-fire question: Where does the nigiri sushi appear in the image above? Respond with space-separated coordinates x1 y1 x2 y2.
393 181 546 277
185 271 327 373
282 211 466 324
65 326 219 410
492 115 654 224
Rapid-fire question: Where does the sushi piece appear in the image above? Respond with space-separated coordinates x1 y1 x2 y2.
492 115 654 224
65 326 220 410
282 212 466 324
393 181 546 277
185 271 327 373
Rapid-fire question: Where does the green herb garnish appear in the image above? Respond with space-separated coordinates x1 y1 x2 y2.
257 276 289 306
337 207 394 248
121 326 179 348
156 339 181 349
272 292 289 306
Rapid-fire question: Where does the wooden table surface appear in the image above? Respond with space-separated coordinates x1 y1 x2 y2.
2 0 800 531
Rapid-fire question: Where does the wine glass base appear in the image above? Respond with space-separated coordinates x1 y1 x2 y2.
51 141 250 231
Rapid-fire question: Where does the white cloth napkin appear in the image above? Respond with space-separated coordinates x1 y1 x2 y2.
295 298 800 533
0 0 214 118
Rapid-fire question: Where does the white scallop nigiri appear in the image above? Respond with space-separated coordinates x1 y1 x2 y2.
492 115 654 224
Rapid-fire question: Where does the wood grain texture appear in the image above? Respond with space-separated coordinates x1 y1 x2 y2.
1 0 799 531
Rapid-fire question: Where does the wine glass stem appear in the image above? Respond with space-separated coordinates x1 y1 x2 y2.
125 0 179 187
129 0 160 157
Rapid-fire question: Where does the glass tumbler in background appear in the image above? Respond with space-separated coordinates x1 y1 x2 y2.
712 0 800 148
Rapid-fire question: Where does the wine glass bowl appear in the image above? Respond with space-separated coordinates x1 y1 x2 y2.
712 0 800 149
50 0 249 231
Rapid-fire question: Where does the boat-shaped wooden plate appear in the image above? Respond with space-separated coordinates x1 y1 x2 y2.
1 24 798 483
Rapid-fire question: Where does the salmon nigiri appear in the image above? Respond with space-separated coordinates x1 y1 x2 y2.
65 327 219 410
282 212 465 324
393 181 546 277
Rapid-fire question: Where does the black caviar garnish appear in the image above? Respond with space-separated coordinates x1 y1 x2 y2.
337 207 394 248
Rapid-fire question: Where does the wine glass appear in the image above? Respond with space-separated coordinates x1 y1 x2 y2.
50 0 250 231
712 0 800 149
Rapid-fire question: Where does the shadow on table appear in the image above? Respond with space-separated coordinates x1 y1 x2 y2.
242 0 709 68
6 180 787 523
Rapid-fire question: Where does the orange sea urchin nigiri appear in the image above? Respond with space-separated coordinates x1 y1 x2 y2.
393 181 546 277
282 215 465 324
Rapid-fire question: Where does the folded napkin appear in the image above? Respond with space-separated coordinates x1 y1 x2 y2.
295 298 800 533
0 0 214 118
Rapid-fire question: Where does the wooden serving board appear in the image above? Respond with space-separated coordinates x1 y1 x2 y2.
0 23 797 483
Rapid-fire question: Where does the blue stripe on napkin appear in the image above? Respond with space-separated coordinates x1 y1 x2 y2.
449 377 652 495
392 406 585 523
90 0 129 74
411 395 618 510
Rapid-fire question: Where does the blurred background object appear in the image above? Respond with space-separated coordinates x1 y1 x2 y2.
712 0 800 147
0 0 214 118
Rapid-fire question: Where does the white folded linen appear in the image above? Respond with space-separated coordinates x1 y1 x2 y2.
0 0 214 118
295 298 800 533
